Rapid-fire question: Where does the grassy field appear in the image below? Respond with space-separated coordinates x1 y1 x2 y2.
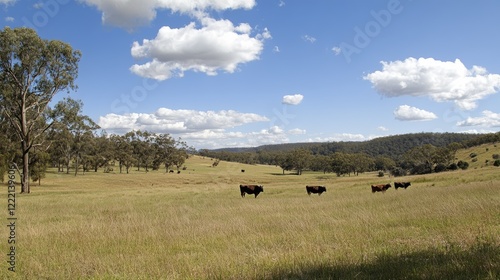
2 155 499 279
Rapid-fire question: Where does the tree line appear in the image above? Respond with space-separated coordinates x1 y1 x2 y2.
0 27 190 193
200 132 500 177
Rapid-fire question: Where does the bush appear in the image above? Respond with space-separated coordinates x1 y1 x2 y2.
494 160 500 167
434 164 447 173
472 158 478 162
448 163 458 170
390 167 406 177
378 171 384 177
492 154 499 160
457 160 469 170
470 153 477 158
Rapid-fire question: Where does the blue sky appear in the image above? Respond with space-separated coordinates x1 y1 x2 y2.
2 0 500 149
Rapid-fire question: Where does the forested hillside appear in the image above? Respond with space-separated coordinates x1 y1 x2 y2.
210 132 483 159
201 132 500 177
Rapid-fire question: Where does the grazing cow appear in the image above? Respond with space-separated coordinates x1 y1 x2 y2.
306 185 327 196
240 185 264 198
371 183 392 193
394 182 411 189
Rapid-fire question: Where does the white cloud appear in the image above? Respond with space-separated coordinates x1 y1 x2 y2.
303 35 316 43
288 128 306 135
282 94 304 105
278 1 285 7
130 18 269 80
456 110 500 127
308 133 369 143
5 16 14 22
394 105 437 121
99 108 269 134
81 0 256 28
377 126 389 131
273 46 280 53
364 57 500 110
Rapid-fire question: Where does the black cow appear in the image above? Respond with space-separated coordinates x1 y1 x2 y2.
306 185 326 196
371 183 391 193
394 182 411 189
240 185 264 198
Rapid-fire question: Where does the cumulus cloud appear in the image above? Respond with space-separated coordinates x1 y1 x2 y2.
394 105 437 121
377 126 388 131
81 0 256 28
5 16 14 22
130 18 269 80
456 110 500 127
364 57 500 110
99 108 269 134
282 94 304 105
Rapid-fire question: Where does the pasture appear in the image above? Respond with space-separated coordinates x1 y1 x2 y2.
2 155 499 279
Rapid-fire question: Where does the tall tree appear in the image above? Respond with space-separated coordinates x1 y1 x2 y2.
51 98 99 176
0 27 81 193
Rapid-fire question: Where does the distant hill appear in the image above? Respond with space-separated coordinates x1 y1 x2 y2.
455 142 500 169
210 132 485 159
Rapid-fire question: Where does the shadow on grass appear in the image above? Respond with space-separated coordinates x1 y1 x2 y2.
260 241 499 280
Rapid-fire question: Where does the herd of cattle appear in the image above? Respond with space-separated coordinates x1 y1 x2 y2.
239 182 411 198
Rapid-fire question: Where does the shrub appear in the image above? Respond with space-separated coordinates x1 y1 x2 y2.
434 164 447 173
492 154 499 160
447 163 458 170
390 167 406 177
457 160 469 170
469 153 477 158
472 158 478 163
378 171 384 177
494 160 500 167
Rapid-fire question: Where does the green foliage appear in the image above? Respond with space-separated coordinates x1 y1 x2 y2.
378 171 384 177
0 27 81 193
494 160 500 167
457 160 469 170
470 152 478 158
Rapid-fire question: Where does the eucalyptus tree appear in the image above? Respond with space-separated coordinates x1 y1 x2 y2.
0 27 81 193
51 97 99 176
403 144 438 174
111 134 134 174
290 148 312 175
350 153 375 176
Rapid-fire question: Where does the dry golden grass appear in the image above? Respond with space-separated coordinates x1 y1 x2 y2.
1 155 499 279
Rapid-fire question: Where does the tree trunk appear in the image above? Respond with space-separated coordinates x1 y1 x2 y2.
21 146 30 193
74 156 78 176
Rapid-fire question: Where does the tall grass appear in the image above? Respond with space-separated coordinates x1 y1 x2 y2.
2 156 499 279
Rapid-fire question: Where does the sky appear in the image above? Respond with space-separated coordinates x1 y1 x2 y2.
2 0 500 149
